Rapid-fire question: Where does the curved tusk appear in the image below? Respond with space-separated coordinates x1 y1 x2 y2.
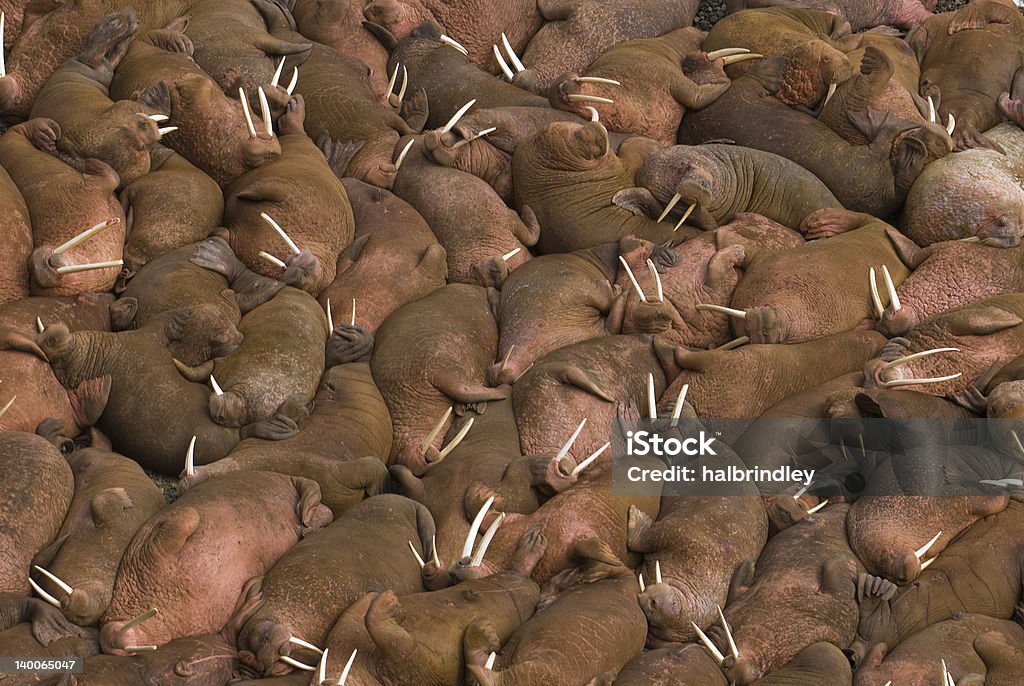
288 636 324 655
501 33 525 72
470 511 505 566
52 218 118 256
210 375 224 396
927 95 936 123
674 202 696 231
577 76 620 86
555 417 587 461
696 303 746 319
502 247 521 261
56 259 123 275
493 45 514 80
280 655 317 671
408 541 426 568
436 417 474 462
914 531 942 559
705 47 750 60
655 560 663 584
35 563 74 593
869 267 884 319
396 65 408 105
692 622 725 664
586 106 599 122
271 57 285 87
618 256 647 302
393 139 415 171
805 499 828 515
882 372 962 387
442 99 477 134
440 34 469 56
258 251 287 269
884 347 960 369
946 113 955 136
463 496 495 559
317 648 328 685
257 87 273 137
657 193 681 223
571 441 609 476
647 372 657 420
420 406 453 455
720 53 763 66
565 94 614 104
28 578 62 608
670 384 689 426
238 88 257 138
286 67 299 95
261 213 300 255
717 605 739 659
646 259 663 302
881 265 901 312
338 648 357 685
822 81 837 109
184 435 196 477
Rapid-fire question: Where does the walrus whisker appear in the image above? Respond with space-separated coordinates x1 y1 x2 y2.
696 303 747 319
338 648 357 685
502 247 521 261
210 375 224 396
286 67 299 95
655 560 663 584
501 33 525 72
258 87 273 137
393 139 415 171
442 99 477 134
493 45 514 80
705 47 750 61
577 76 621 86
280 655 316 671
647 372 657 419
420 406 453 455
674 202 696 231
881 265 900 312
436 417 474 461
56 259 123 275
571 442 608 476
238 88 257 138
470 511 505 566
261 212 300 254
717 605 739 659
463 496 495 559
556 417 587 460
440 34 469 56
258 251 287 269
914 531 942 559
618 256 647 302
869 267 884 319
657 193 681 223
692 622 725 664
28 578 62 608
408 541 426 568
34 565 75 597
53 218 119 255
183 435 196 477
670 384 689 426
882 373 961 387
884 347 959 369
805 499 828 514
565 94 614 104
288 636 324 655
646 259 663 302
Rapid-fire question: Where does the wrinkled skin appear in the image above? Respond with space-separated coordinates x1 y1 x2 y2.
726 0 933 30
613 643 729 685
909 0 1024 153
747 642 853 685
0 593 91 648
291 0 390 95
318 179 447 334
371 283 506 475
0 157 31 306
902 122 1024 247
30 447 165 627
99 471 331 655
0 119 125 296
237 495 431 677
61 633 239 686
106 19 201 103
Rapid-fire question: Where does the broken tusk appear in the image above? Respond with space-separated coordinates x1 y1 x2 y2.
555 418 587 461
692 622 725 664
647 372 657 420
484 652 496 671
618 256 647 302
696 303 747 319
883 373 962 387
258 87 273 137
52 218 119 255
338 648 357 685
502 247 521 261
646 259 663 302
55 259 123 275
288 636 324 655
463 496 495 560
393 139 415 171
258 251 287 269
670 384 688 426
822 81 837 109
408 541 426 568
881 265 901 312
436 417 474 462
927 95 936 123
470 511 505 566
501 33 525 72
720 53 764 65
565 93 614 104
571 441 609 476
442 99 477 133
280 655 317 671
869 267 884 319
655 560 663 584
946 113 955 136
717 605 739 659
210 375 224 396
675 202 696 231
493 45 514 80
705 47 751 61
657 193 681 223
261 213 300 255
239 88 257 138
0 395 14 420
28 578 62 608
884 348 959 369
184 435 196 477
421 406 453 455
440 34 469 56
805 499 828 515
577 76 620 86
915 531 942 559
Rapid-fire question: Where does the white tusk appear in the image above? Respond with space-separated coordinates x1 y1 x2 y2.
638 573 645 593
577 76 620 86
919 555 937 571
795 484 809 498
696 303 747 319
350 299 356 327
881 265 901 312
571 442 609 476
646 259 663 302
286 67 299 95
502 247 521 261
655 560 663 584
657 193 681 223
396 65 408 105
436 417 474 462
157 126 178 137
463 496 494 560
52 218 118 255
431 535 440 567
869 267 884 319
0 395 14 420
717 605 739 659
317 648 328 685
716 336 749 351
586 106 599 122
28 578 62 608
33 565 72 595
453 126 497 149
0 12 6 77
692 622 725 664
555 418 587 461
805 499 828 515
184 435 196 477
119 607 158 633
148 114 169 122
565 94 614 104
946 113 955 136
442 99 477 134
394 139 415 171
280 655 317 671
915 531 942 559
618 256 647 302
258 87 273 137
258 251 287 269
670 384 689 427
36 317 44 333
338 648 357 685
470 511 504 566
720 53 763 65
55 259 123 275
674 202 696 231
501 33 525 72
420 406 452 455
705 47 750 60
408 541 426 568
927 95 936 123
1012 430 1024 458
288 636 324 655
210 375 224 396
261 213 300 255
271 57 285 87
484 652 496 671
124 646 157 653
493 45 514 80
959 236 981 243
822 81 837 108
941 659 948 686
326 299 334 333
647 372 657 419
440 34 469 56
239 88 257 138
883 373 962 387
386 63 400 99
884 348 960 369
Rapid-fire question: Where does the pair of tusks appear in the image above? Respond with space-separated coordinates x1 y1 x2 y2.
315 647 357 685
618 256 664 303
325 299 357 333
407 534 442 569
925 95 957 135
29 564 74 609
564 73 620 105
868 265 901 319
49 218 124 275
693 304 752 351
440 98 497 149
385 63 408 106
692 605 740 665
440 34 469 56
420 407 475 463
705 47 764 67
656 193 697 231
645 373 690 425
111 607 159 653
257 212 301 270
916 530 941 572
0 394 15 420
556 417 610 476
238 87 274 139
637 559 664 592
147 113 177 138
881 347 962 388
493 32 525 80
280 635 328 673
460 496 505 567
941 658 956 686
270 57 300 96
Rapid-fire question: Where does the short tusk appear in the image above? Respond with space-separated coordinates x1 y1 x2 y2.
470 511 504 566
463 496 494 560
55 259 123 275
670 384 689 426
720 53 763 65
959 236 981 243
271 57 285 87
657 193 681 223
717 605 739 659
493 45 514 80
280 655 317 671
646 258 663 302
339 648 357 685
484 652 495 671
124 646 157 653
258 87 273 137
927 95 936 123
239 88 257 138
184 435 196 477
555 417 587 461
869 267 884 319
288 636 324 655
696 303 746 319
1012 430 1024 458
393 139 415 171
157 126 178 137
28 578 62 608
408 541 426 568
442 99 477 134
914 531 942 559
431 535 441 567
118 607 159 635
884 348 960 369
502 247 521 261
881 265 901 312
705 47 750 60
638 573 646 593
258 251 287 269
440 34 469 56
805 499 828 515
655 560 663 584
210 375 224 396
586 106 599 122
286 67 299 95
420 406 453 455
882 373 962 387
350 299 356 327
436 417 474 462
261 212 300 255
674 202 696 231
692 622 725 664
576 76 620 86
52 218 119 255
36 317 44 333
618 256 647 302
946 113 955 136
647 372 657 420
571 441 609 476
501 33 525 72
148 114 169 122
822 81 837 109
565 94 614 104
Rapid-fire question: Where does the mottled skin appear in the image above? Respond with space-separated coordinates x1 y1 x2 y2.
726 0 933 30
29 10 160 189
30 447 164 627
371 284 506 475
549 27 730 144
0 157 31 305
0 293 116 335
902 122 1024 247
237 495 431 676
855 613 1024 686
291 0 390 95
471 558 647 686
513 121 686 254
0 119 125 296
0 432 73 594
60 634 239 686
318 179 447 334
613 643 729 685
518 0 699 93
678 57 953 218
909 0 1024 152
714 505 861 685
392 135 534 285
119 147 224 272
99 471 331 655
664 329 885 418
715 212 807 252
636 144 842 231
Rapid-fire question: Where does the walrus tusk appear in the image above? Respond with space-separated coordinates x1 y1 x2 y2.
720 53 763 65
1012 430 1024 458
350 299 356 327
0 395 15 419
869 267 884 319
822 81 837 109
270 57 285 87
692 622 725 664
125 646 157 653
259 251 287 269
717 605 739 659
442 99 477 133
258 87 273 137
805 499 828 514
484 652 495 671
210 375 224 396
675 202 696 231
496 345 515 373
338 648 357 685
395 65 408 106
56 259 123 275
421 406 453 455
385 63 400 100
696 303 747 319
882 373 962 387
705 47 750 60
566 94 614 104
440 34 469 56
493 45 514 80
280 655 317 671
286 67 299 95
646 259 663 302
657 193 681 223
239 88 257 138
586 106 599 122
577 76 621 86
927 95 936 123
118 607 159 635
470 511 505 566
884 348 959 369
0 13 6 77
184 435 196 477
946 113 955 136
52 218 119 255
28 578 62 608
35 564 74 596
914 531 942 559
463 496 495 559
881 265 901 312
501 32 525 72
436 417 474 462
941 658 949 686
157 126 177 137
618 256 647 302
326 299 334 333
959 236 981 242
556 418 587 461
289 636 324 654
919 555 938 571
571 442 608 476
502 247 521 261
716 336 750 351
638 573 646 593
261 213 300 255
408 541 426 568
453 126 497 149
647 372 657 419
317 648 329 684
655 560 663 584
393 139 415 171
36 317 44 333
148 114 169 122
431 536 440 567
670 384 689 426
